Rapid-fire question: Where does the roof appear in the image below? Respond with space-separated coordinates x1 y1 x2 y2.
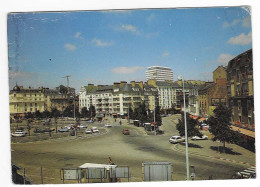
79 163 117 169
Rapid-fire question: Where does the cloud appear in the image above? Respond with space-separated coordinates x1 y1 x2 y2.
92 38 114 47
74 32 83 39
242 16 251 28
222 19 240 28
217 54 235 65
146 32 159 38
9 70 36 80
64 43 76 51
113 24 140 34
228 32 252 45
162 51 170 57
111 66 145 74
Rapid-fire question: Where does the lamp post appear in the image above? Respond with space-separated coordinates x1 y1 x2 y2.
178 75 190 180
154 97 156 136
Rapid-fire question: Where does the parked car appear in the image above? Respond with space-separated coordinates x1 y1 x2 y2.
11 129 26 137
86 120 94 123
105 123 112 127
85 129 92 134
191 135 208 140
34 128 45 133
58 127 69 132
122 129 130 135
169 136 185 144
91 127 99 133
65 124 74 130
78 124 87 129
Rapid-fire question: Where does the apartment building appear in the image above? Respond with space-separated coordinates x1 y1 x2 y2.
146 66 174 82
79 81 158 116
9 84 72 118
226 49 254 129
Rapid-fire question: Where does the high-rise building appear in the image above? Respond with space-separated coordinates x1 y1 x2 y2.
146 66 174 82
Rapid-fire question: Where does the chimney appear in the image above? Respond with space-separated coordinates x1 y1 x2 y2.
97 85 103 89
131 81 136 87
120 81 127 88
137 81 143 89
113 82 120 89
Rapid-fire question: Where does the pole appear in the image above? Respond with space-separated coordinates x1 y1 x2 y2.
74 95 76 122
154 98 156 136
23 168 26 184
128 105 130 124
183 77 190 180
40 166 43 184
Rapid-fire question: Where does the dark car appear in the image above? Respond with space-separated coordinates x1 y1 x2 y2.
34 128 45 133
122 129 130 135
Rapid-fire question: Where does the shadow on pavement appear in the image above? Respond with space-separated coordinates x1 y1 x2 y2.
179 142 203 148
210 146 241 155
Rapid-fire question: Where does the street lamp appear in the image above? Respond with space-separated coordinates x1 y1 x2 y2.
178 75 190 180
153 96 156 136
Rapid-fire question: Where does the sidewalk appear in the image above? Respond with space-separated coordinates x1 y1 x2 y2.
173 135 256 167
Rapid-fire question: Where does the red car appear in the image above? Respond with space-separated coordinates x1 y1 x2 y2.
122 129 130 135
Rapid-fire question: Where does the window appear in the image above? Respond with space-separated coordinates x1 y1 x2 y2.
238 100 241 110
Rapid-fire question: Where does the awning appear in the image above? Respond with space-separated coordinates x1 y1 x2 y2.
231 125 255 139
198 118 206 122
192 116 199 120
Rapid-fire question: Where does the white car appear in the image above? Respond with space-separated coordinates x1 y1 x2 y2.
105 123 112 127
65 125 73 130
191 135 208 140
11 129 26 137
85 129 92 134
91 127 99 133
169 136 185 144
78 124 87 128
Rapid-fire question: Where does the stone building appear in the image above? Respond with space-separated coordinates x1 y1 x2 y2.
226 49 254 129
9 84 73 118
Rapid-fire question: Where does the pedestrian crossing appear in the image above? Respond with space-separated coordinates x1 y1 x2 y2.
232 167 256 179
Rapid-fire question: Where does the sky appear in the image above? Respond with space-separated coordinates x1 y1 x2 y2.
7 7 252 92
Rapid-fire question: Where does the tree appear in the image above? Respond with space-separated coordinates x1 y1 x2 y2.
81 107 88 118
35 110 42 119
58 85 68 94
89 105 96 119
136 102 147 124
129 107 134 119
42 110 50 119
208 104 240 153
53 117 58 133
51 108 60 118
63 106 73 117
155 105 162 126
176 112 202 137
26 120 32 136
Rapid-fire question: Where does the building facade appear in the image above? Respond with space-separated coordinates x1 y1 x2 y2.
9 84 73 118
226 49 254 129
79 81 158 116
146 66 174 82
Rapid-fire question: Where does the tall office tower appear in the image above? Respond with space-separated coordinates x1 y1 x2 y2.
146 66 174 82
